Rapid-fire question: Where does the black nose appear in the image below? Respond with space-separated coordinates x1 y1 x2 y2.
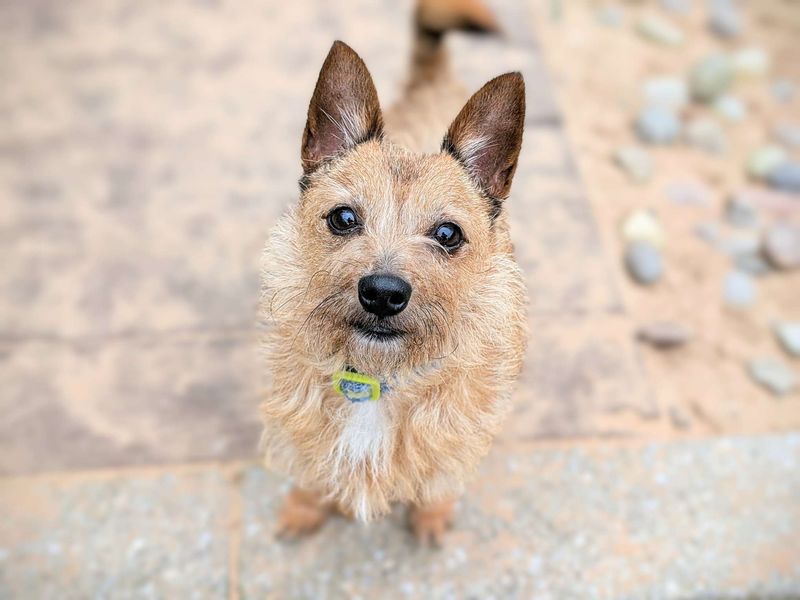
358 274 412 318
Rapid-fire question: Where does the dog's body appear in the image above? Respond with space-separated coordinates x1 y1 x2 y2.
260 0 527 542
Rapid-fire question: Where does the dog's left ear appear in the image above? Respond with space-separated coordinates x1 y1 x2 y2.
442 72 525 199
301 41 384 174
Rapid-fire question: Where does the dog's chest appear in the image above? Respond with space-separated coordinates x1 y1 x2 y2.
333 400 392 471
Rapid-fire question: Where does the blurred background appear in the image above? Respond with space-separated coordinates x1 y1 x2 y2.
0 0 798 597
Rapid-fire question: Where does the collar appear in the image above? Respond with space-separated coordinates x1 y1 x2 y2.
332 361 443 403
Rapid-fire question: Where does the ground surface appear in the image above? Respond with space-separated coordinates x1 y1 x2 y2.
0 0 798 598
532 0 800 435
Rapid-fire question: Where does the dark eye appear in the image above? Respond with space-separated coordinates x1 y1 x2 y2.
327 206 360 235
432 222 464 252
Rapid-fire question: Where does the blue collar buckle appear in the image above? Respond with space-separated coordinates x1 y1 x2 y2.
333 370 382 403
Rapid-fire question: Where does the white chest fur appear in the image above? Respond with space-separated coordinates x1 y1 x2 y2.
332 400 391 472
329 400 395 519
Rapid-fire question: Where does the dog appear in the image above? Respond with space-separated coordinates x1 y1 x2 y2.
259 0 526 545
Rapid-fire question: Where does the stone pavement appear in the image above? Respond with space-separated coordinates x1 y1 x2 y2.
0 0 798 597
2 435 799 599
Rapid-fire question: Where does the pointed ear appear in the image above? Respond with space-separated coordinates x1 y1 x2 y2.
442 72 525 200
301 41 384 174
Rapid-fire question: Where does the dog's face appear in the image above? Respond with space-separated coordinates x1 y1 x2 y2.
264 42 524 375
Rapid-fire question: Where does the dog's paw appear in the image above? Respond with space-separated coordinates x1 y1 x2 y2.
408 500 455 547
335 502 356 521
276 488 331 538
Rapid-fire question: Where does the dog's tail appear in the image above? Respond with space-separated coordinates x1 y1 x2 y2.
410 0 501 88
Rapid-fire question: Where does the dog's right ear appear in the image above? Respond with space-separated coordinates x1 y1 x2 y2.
301 41 384 174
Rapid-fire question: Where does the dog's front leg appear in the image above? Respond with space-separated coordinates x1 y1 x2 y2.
408 498 456 546
276 486 333 537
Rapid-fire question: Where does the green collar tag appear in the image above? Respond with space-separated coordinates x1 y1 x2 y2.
333 370 382 403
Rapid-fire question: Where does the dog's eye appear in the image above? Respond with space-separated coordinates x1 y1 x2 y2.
432 222 464 252
327 206 360 235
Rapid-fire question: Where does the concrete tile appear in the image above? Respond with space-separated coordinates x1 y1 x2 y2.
511 127 623 314
0 469 231 599
0 331 262 475
238 435 800 599
503 313 658 444
0 0 321 338
450 35 561 124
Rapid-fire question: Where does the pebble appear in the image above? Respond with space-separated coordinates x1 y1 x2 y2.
637 15 684 46
614 145 653 183
724 235 759 266
695 221 721 245
708 0 742 39
685 117 727 155
689 54 734 103
730 187 798 220
643 77 688 109
763 223 800 270
596 5 624 27
766 162 800 194
773 123 800 149
771 80 795 104
748 358 797 396
732 47 770 78
622 209 664 247
733 251 771 277
659 0 691 14
747 146 788 180
636 321 692 348
719 233 760 258
625 241 664 285
550 0 563 21
713 95 746 122
724 194 758 228
723 270 756 307
665 180 712 206
636 105 681 144
774 322 800 358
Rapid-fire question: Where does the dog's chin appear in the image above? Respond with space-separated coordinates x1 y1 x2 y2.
348 319 406 345
324 319 406 374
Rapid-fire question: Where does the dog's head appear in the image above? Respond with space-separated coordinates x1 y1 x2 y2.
264 41 525 375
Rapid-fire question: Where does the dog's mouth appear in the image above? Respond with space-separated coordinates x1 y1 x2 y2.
349 319 406 342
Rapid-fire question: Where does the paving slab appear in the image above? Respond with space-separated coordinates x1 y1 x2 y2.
0 331 262 475
239 434 800 599
511 127 623 315
0 469 232 599
2 435 798 598
502 313 658 445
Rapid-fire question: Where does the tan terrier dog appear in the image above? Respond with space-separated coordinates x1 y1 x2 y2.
260 0 526 544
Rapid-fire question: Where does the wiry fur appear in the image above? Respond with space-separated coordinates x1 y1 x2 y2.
260 0 527 529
